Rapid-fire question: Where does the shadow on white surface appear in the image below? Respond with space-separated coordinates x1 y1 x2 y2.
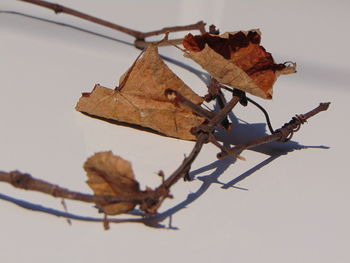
0 10 133 46
4 9 345 92
0 9 332 232
1 1 349 262
0 10 211 85
0 123 329 230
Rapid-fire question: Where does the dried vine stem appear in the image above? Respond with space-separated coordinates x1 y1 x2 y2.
204 78 232 130
0 171 150 204
0 96 330 214
217 102 331 158
19 0 206 48
1 2 331 222
166 88 245 159
0 94 240 213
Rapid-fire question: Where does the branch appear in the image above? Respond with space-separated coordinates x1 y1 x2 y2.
162 133 208 185
165 88 241 131
0 98 330 219
19 0 206 48
0 93 243 213
204 78 232 130
0 170 152 204
217 102 331 158
165 89 216 120
166 89 246 160
0 135 207 216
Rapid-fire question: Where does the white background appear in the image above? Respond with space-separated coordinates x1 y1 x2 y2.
0 1 349 262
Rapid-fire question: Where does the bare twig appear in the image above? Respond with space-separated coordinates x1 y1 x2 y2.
0 99 330 219
165 89 216 120
0 170 152 204
166 89 246 160
0 90 243 207
162 134 208 186
19 0 140 37
0 91 243 214
217 102 331 158
19 0 206 48
208 134 245 160
0 135 205 215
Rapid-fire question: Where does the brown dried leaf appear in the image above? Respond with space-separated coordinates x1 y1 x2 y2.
84 151 140 215
76 45 205 140
183 30 296 99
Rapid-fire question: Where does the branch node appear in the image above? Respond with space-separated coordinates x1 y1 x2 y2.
209 24 220 35
275 114 307 142
52 4 63 14
9 171 32 189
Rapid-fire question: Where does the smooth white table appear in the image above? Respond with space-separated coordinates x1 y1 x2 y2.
1 1 349 262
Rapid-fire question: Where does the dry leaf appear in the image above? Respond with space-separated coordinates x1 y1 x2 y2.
183 30 296 99
76 45 205 140
84 151 140 215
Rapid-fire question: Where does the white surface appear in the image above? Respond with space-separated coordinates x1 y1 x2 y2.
0 1 349 262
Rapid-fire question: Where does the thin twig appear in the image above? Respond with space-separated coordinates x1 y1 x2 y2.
217 102 331 158
140 21 206 38
162 134 208 187
0 93 243 209
0 101 330 218
205 94 241 130
208 134 245 160
19 0 206 48
205 78 232 130
19 0 141 37
0 171 150 204
165 90 250 160
165 89 215 120
246 97 275 134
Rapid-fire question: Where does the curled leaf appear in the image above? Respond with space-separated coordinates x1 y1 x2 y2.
84 151 140 215
183 30 296 99
76 45 205 140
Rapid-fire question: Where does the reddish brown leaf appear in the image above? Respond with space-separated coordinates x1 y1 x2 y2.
183 30 296 99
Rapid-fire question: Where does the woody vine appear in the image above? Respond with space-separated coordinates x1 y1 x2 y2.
0 0 330 229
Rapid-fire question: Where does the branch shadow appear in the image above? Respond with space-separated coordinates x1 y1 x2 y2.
0 159 235 229
142 112 329 228
0 10 210 85
0 193 164 226
216 109 329 156
0 10 133 46
0 9 212 229
0 111 330 230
